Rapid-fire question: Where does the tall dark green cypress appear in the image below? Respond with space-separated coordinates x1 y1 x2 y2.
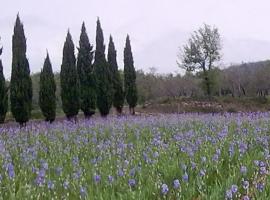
77 22 96 118
10 15 32 125
93 19 112 117
0 44 8 123
39 53 56 122
108 35 124 114
60 31 79 120
124 35 137 115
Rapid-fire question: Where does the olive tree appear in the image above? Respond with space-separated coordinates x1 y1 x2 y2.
178 24 221 96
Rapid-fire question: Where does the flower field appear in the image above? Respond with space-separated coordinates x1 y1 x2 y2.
0 113 270 199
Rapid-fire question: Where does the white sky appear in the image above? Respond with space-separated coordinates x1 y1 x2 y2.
1 0 270 77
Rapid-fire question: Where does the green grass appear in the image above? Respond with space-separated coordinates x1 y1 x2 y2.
0 114 269 199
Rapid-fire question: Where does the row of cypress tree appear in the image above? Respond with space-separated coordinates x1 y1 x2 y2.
0 39 8 123
0 15 137 125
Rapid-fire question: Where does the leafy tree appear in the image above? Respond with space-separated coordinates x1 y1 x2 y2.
77 22 96 118
124 35 137 115
39 53 56 122
0 42 8 123
60 31 79 120
10 15 32 126
178 24 221 97
93 19 112 117
108 35 124 114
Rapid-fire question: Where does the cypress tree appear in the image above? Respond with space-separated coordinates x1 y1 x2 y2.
124 35 137 115
93 19 112 117
60 31 79 120
0 44 8 123
39 53 56 122
10 15 32 125
77 22 96 118
108 35 124 114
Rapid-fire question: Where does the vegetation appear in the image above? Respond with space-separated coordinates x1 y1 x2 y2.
0 113 270 199
10 15 32 126
0 42 8 123
93 19 113 117
60 31 80 120
1 16 270 122
124 35 137 114
108 35 124 114
179 24 221 97
1 14 270 200
39 53 56 122
77 22 96 118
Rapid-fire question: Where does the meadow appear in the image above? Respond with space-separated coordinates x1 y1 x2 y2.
0 113 270 199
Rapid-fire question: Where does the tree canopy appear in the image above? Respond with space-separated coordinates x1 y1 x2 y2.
60 31 80 120
179 24 221 96
77 22 96 118
10 15 32 125
108 35 124 114
124 35 137 114
39 53 56 122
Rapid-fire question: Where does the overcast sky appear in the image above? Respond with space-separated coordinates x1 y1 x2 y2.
1 0 270 78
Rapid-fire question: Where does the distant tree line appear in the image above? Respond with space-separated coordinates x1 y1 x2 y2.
1 18 270 125
0 15 137 125
28 60 270 111
136 61 270 104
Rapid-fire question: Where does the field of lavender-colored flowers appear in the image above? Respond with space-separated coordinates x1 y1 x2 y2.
0 113 270 199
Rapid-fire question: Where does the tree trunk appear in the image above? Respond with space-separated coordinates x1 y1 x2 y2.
240 85 246 96
129 107 135 115
116 107 122 115
205 76 211 97
202 63 211 97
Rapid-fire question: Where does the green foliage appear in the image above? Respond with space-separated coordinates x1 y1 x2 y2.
199 68 221 96
60 31 79 119
124 35 137 114
0 45 8 123
93 19 113 117
1 115 270 199
77 22 96 118
108 35 124 114
10 15 32 125
39 53 56 122
179 24 221 96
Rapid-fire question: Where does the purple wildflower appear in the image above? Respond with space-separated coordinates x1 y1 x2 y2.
7 163 15 179
93 174 101 183
231 185 238 194
129 168 136 177
256 182 265 192
199 169 206 177
80 186 87 198
242 180 249 190
47 180 55 189
173 179 180 189
191 162 196 169
108 175 114 184
128 179 136 187
240 166 247 174
182 172 189 182
161 184 169 195
153 151 159 158
72 156 79 166
117 169 124 177
42 162 48 170
259 166 267 175
225 190 233 199
63 180 69 189
243 195 250 200
55 166 63 176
